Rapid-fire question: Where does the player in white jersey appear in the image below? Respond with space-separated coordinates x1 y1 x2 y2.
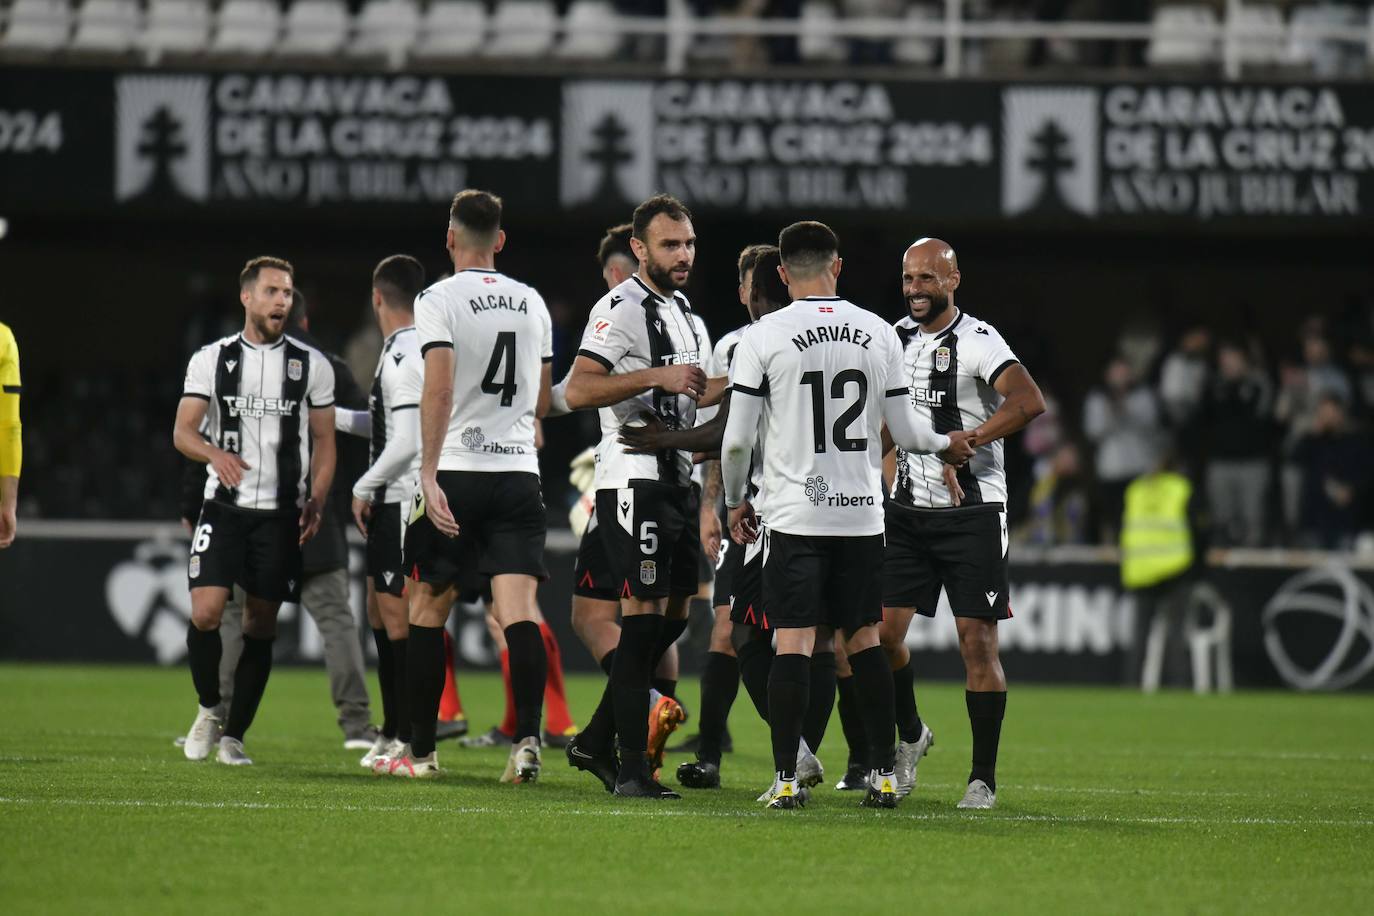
563 194 725 799
395 190 555 783
721 222 972 810
174 256 337 766
881 237 1046 809
333 255 427 767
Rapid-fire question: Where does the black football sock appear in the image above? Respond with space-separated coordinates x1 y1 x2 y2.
650 616 689 701
767 652 810 777
836 674 867 769
391 637 410 744
848 645 896 772
612 615 662 780
186 623 223 710
407 624 446 758
504 621 547 742
802 651 837 754
893 660 926 744
651 677 678 700
371 628 396 739
967 690 1007 792
732 626 773 722
223 634 273 742
695 650 739 766
578 649 617 751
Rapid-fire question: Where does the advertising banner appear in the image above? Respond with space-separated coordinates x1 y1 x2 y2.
3 69 1373 224
3 525 1371 690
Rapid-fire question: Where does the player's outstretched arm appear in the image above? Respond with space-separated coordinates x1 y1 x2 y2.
334 407 371 437
969 364 1047 447
564 356 705 410
173 396 250 487
883 394 968 461
349 406 417 535
301 404 336 544
619 390 732 455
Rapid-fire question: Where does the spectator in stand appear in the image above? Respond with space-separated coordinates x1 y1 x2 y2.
1158 326 1211 472
1274 335 1355 535
1084 357 1164 543
1022 441 1092 547
1294 394 1371 551
1203 340 1273 548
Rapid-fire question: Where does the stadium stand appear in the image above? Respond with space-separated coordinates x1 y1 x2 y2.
484 0 559 58
349 0 423 69
557 0 622 59
411 0 488 59
141 0 212 64
1 0 72 53
208 0 281 56
277 0 350 57
70 0 140 54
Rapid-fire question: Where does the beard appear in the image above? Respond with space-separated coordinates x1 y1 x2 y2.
646 259 690 292
250 311 285 342
909 291 950 327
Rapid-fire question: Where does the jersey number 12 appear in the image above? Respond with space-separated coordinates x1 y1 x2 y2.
481 332 518 407
801 369 868 453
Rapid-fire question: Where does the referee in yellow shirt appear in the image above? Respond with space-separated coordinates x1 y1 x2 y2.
0 321 20 548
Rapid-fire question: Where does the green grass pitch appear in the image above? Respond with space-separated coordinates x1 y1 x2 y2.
1 663 1371 914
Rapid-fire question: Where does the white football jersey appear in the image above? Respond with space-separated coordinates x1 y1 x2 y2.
719 327 767 516
578 274 711 491
891 309 1018 509
414 268 553 475
183 333 335 512
729 297 908 537
363 325 422 504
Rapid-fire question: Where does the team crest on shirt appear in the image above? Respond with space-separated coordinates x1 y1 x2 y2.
639 560 657 585
934 347 951 372
287 358 303 381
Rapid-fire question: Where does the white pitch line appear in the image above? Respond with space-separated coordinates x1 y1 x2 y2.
1 796 1371 828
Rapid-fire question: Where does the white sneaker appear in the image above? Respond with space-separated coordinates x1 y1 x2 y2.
894 724 935 799
502 736 542 784
216 736 253 766
359 734 391 769
386 745 441 778
796 746 824 789
957 778 996 809
183 706 223 761
370 738 406 774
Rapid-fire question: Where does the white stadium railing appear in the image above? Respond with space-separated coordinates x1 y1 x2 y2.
0 0 1371 76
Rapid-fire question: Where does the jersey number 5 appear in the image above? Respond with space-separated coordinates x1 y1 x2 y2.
481 332 518 407
800 369 868 453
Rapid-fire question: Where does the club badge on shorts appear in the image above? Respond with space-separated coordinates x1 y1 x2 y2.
639 559 657 585
934 347 951 373
287 358 303 381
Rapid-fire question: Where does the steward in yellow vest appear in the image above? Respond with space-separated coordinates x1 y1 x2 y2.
1120 471 1195 590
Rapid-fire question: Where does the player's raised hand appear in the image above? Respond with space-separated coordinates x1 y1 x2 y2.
422 473 461 538
299 496 324 545
728 500 759 545
942 463 965 507
618 415 668 454
939 430 976 466
657 364 708 400
351 495 373 539
210 449 251 488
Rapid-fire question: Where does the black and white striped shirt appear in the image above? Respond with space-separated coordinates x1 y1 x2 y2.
183 333 335 513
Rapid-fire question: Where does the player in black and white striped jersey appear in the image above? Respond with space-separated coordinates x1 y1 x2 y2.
174 256 337 766
881 237 1046 809
334 255 427 768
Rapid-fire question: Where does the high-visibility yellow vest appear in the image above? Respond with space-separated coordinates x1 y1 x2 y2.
1120 471 1193 590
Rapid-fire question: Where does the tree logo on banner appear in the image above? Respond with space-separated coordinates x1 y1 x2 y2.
559 81 655 208
105 539 194 663
1263 564 1374 690
114 76 211 203
1001 87 1099 218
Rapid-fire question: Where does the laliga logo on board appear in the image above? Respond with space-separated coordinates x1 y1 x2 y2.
105 540 194 664
1263 564 1374 691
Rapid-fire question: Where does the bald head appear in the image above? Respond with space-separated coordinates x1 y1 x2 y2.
902 237 961 328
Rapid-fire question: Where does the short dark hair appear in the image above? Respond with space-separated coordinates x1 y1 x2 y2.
449 189 502 243
778 221 839 278
736 244 774 283
597 223 635 267
239 256 293 291
750 249 790 312
372 255 425 310
631 193 692 242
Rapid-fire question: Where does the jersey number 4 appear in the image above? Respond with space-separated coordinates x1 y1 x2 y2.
801 369 868 453
481 332 518 407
